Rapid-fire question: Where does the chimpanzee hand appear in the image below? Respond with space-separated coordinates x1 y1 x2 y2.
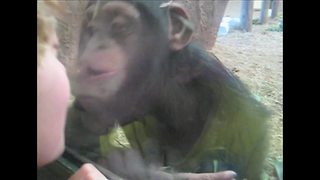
174 171 237 180
97 149 175 180
97 148 236 180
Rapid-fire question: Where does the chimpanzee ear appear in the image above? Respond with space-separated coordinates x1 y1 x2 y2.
164 2 194 51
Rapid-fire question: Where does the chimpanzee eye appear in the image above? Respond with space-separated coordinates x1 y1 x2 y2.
86 26 98 37
110 22 132 36
86 26 93 36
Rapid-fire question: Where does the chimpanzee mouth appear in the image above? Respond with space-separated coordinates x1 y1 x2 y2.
86 67 118 81
74 96 100 112
74 98 88 112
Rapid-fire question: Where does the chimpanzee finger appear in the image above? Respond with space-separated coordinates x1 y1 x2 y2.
175 170 237 180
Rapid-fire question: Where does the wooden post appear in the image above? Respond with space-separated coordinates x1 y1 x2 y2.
259 0 271 24
271 0 280 19
211 0 230 47
240 0 254 32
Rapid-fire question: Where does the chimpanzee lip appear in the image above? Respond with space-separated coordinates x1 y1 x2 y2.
94 70 116 79
85 70 118 82
76 95 96 104
74 99 86 111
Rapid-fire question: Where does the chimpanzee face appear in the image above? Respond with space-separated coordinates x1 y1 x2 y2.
69 1 194 126
71 1 144 105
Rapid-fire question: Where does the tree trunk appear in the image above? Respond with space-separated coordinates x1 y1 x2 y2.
271 0 280 19
56 0 87 72
240 0 254 32
259 0 271 24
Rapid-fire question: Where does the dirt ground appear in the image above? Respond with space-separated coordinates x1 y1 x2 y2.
210 19 283 177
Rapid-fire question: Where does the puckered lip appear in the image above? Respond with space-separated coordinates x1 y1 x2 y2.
76 95 96 104
87 70 117 81
73 95 100 112
78 67 118 82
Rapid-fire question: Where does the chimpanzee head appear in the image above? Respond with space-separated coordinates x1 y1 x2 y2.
69 0 195 133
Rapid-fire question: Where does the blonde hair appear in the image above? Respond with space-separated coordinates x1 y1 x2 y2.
37 0 65 65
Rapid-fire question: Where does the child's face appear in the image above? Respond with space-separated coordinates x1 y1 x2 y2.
37 32 70 167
